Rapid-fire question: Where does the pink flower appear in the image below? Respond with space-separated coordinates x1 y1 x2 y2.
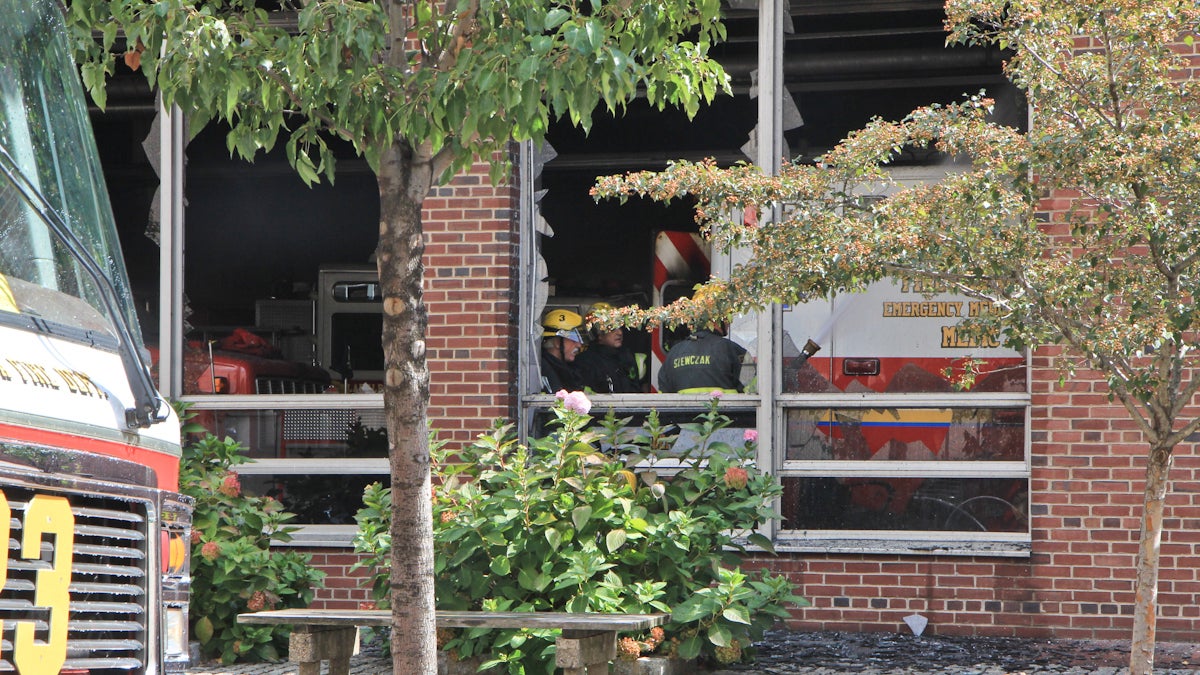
724 466 749 490
743 429 758 443
555 389 569 400
563 391 592 415
710 390 724 399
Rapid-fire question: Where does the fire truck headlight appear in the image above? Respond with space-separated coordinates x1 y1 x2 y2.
165 605 188 658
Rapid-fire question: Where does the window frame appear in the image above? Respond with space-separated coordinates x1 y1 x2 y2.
182 393 388 547
772 388 1032 557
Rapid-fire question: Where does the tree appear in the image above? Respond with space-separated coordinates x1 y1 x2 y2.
64 1 728 671
592 1 1200 673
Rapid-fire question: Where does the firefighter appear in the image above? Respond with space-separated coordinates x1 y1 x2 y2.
540 308 586 393
576 302 647 393
657 288 748 394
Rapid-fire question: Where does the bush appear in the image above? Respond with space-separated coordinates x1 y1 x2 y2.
182 432 326 663
353 394 807 673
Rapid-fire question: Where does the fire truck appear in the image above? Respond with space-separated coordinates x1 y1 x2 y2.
0 1 191 672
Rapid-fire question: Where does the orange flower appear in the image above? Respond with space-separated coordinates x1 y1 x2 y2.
724 466 749 490
617 637 641 660
247 591 268 612
200 541 220 561
219 472 241 497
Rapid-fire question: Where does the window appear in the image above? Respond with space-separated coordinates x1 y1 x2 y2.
775 277 1030 554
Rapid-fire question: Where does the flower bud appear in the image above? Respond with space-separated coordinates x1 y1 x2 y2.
724 466 749 490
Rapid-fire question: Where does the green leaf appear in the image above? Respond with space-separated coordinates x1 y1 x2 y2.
747 533 775 554
708 622 732 647
544 8 569 30
571 505 592 531
605 529 627 553
545 528 563 551
677 634 703 660
723 606 751 625
671 594 715 623
195 616 214 644
490 556 511 576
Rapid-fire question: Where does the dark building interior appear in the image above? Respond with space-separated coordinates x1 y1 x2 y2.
89 0 1018 349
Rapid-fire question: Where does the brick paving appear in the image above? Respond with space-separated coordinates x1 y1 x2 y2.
183 630 1200 674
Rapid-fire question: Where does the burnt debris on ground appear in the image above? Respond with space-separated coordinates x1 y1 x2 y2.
719 629 1200 673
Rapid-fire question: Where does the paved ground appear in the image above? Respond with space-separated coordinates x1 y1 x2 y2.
184 629 1200 674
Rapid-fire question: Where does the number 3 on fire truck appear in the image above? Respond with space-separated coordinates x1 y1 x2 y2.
0 493 74 674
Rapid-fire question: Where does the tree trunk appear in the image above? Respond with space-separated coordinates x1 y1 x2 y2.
377 142 437 674
1129 445 1174 675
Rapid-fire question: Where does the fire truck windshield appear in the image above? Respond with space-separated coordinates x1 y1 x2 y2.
0 0 140 335
0 0 164 427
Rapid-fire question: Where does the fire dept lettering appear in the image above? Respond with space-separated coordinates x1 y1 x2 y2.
0 360 108 399
54 369 106 398
7 360 58 390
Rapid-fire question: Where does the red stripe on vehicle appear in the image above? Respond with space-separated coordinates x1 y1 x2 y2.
0 422 179 490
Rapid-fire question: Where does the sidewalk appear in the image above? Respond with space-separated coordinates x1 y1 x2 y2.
183 629 1200 674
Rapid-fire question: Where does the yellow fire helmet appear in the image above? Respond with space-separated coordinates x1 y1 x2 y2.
542 308 584 342
587 301 615 317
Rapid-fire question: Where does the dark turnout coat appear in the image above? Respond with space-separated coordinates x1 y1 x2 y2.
657 330 747 393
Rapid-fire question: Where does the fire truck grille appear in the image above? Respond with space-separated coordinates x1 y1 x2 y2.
0 487 151 673
255 376 327 394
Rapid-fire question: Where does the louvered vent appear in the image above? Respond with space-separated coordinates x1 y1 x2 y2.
255 376 326 394
0 487 150 673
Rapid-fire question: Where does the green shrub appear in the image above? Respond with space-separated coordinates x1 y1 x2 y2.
182 433 326 663
353 394 807 673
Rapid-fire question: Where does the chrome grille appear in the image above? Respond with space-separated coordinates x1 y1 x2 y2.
255 376 327 394
0 487 151 673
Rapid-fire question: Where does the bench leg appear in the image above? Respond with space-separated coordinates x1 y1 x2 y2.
288 626 357 675
556 630 616 675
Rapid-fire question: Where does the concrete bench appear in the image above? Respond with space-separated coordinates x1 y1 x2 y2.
238 607 669 675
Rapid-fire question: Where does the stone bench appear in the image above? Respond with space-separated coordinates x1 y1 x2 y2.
238 607 669 675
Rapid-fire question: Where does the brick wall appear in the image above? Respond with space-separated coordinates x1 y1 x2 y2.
303 549 378 609
422 158 520 443
307 159 520 609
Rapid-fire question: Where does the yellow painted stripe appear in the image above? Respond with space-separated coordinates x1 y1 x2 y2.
0 275 17 313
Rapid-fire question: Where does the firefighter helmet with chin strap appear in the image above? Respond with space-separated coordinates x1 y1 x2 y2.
542 308 584 343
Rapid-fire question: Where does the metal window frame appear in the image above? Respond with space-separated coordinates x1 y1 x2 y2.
772 389 1033 555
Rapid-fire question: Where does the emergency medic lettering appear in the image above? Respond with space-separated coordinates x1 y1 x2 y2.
940 326 1001 348
0 361 10 382
879 286 1001 348
881 301 963 318
968 301 995 317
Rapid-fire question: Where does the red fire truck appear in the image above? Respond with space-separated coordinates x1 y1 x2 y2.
0 1 191 672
